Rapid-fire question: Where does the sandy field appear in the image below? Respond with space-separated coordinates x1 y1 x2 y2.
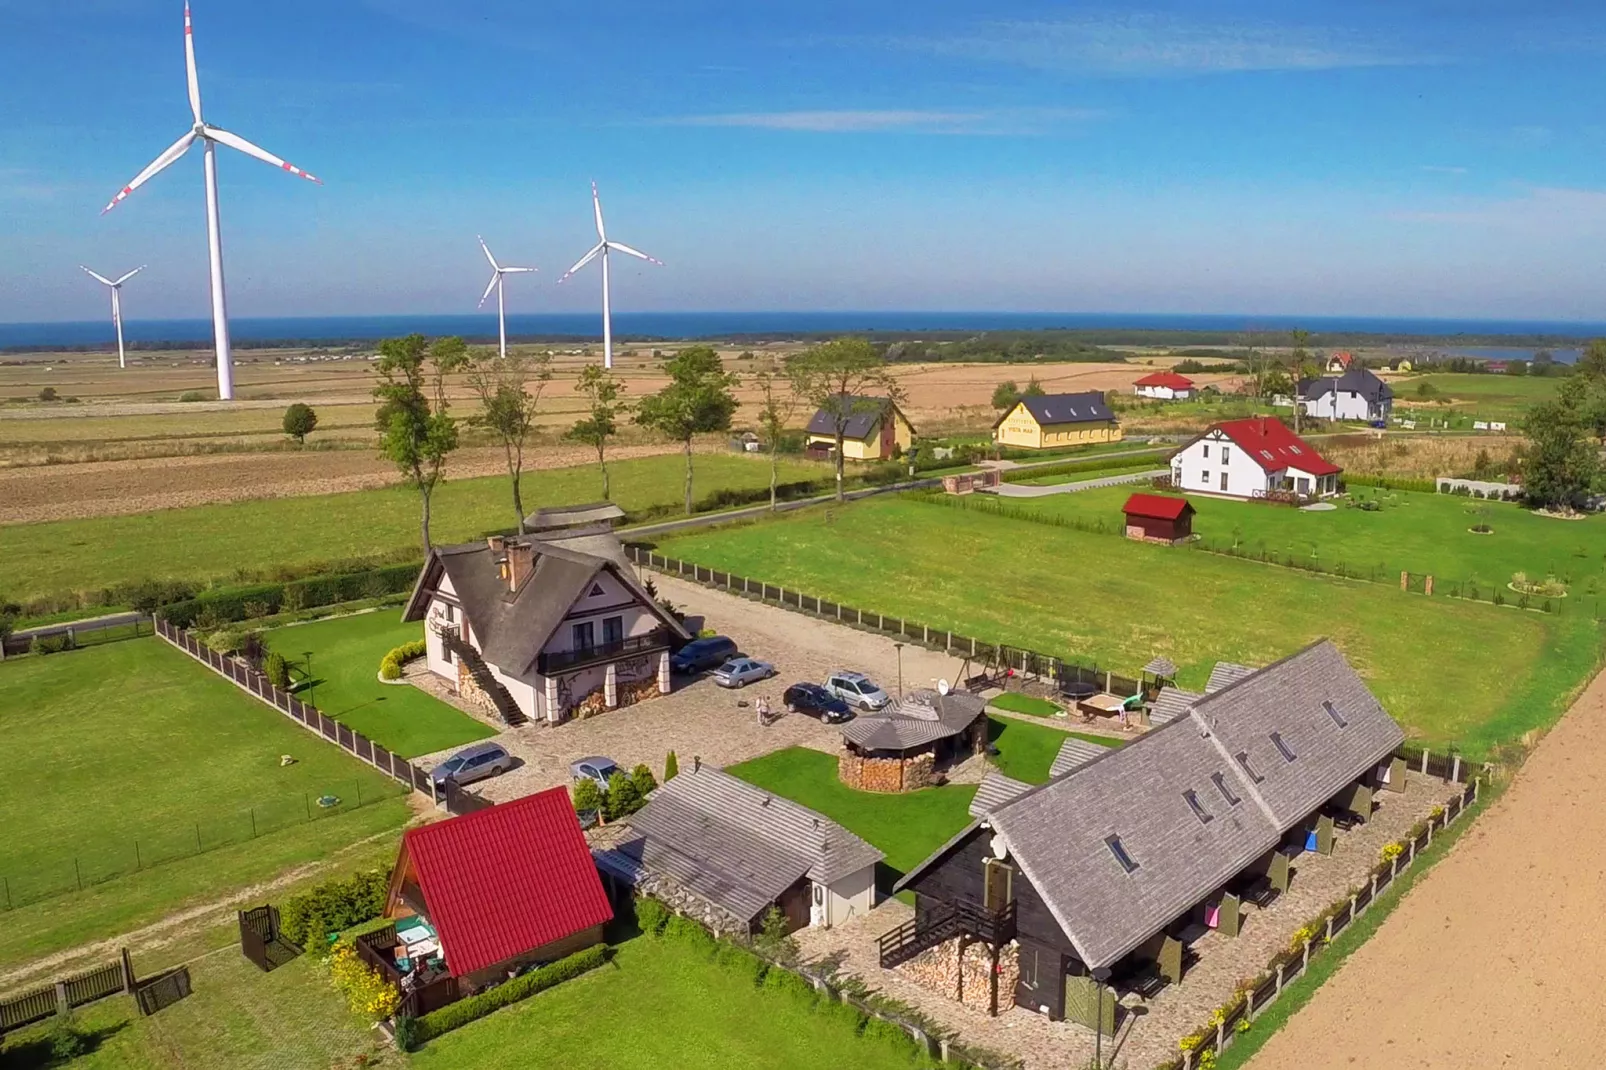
1248 668 1606 1070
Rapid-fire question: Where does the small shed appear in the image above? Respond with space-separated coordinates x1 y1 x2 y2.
1122 493 1195 545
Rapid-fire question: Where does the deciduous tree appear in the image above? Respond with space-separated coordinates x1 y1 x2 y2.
991 380 1020 412
373 334 468 553
635 346 740 514
565 364 626 500
1520 379 1601 512
466 350 552 532
752 371 802 510
787 337 904 501
282 402 318 444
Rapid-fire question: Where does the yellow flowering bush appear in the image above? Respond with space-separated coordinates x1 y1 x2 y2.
1380 841 1405 864
328 943 401 1022
1179 1032 1206 1052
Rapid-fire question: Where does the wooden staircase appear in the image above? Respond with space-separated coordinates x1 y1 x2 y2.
878 900 1016 969
438 631 527 728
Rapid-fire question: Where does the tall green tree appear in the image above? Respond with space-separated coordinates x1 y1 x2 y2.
565 364 627 501
635 347 741 514
1578 339 1606 381
991 380 1020 412
787 337 905 501
752 371 802 511
1022 376 1047 397
1520 378 1601 512
373 334 468 553
466 350 553 532
282 402 318 444
1288 328 1312 433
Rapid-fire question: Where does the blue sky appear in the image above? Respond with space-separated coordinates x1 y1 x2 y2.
6 0 1606 323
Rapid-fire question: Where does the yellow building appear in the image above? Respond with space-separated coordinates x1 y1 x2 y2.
993 392 1123 450
804 395 916 461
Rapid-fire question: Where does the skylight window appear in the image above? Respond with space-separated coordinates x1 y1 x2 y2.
1322 700 1348 729
1210 772 1241 807
1105 834 1139 874
1290 446 1303 455
1271 731 1297 763
1234 750 1264 784
1183 789 1214 825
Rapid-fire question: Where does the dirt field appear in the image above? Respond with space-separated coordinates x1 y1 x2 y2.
1247 668 1606 1070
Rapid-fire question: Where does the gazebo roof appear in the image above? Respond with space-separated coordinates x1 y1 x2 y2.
1142 656 1179 678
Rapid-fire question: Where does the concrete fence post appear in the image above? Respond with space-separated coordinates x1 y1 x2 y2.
1275 963 1285 994
1325 916 1334 942
1400 570 1408 591
1370 873 1379 899
54 981 70 1016
1217 1020 1226 1051
1350 892 1358 919
1426 821 1434 848
1425 575 1435 596
1421 750 1430 774
1245 987 1256 1021
1451 755 1462 783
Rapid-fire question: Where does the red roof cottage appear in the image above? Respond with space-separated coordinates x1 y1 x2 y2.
358 788 613 1014
1170 417 1342 501
1133 371 1195 400
1122 493 1196 545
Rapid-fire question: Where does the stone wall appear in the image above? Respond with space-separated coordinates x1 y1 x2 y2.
898 936 1021 1017
838 750 934 793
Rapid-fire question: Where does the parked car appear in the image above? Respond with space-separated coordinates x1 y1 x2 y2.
431 741 513 790
824 670 891 712
712 657 776 689
783 682 854 723
670 635 740 674
569 756 621 791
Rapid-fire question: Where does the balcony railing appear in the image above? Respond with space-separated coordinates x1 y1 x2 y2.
878 899 1017 969
538 630 671 676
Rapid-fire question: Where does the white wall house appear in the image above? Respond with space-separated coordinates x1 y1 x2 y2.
1170 417 1342 501
1300 368 1393 423
1133 371 1196 400
404 504 690 726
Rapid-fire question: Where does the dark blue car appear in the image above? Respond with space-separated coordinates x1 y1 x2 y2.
783 683 855 724
670 636 740 674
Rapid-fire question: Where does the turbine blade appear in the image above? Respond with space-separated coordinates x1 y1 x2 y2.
205 126 322 184
592 181 606 240
607 240 662 266
558 242 605 283
81 266 116 287
102 129 198 213
478 273 499 308
478 236 499 271
185 2 203 124
501 266 537 274
114 265 147 286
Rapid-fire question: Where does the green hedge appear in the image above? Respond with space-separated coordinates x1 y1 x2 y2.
279 869 389 948
999 453 1164 485
1344 474 1439 494
415 944 610 1043
158 564 420 628
379 639 428 680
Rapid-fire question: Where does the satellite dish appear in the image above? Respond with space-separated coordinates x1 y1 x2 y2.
989 833 1008 860
938 678 950 695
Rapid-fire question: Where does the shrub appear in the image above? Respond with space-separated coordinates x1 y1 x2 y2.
379 639 427 680
629 763 658 798
29 633 75 656
571 779 604 816
38 386 59 402
415 945 609 1041
713 940 769 985
861 1016 912 1049
634 896 670 936
663 914 715 953
265 651 292 690
328 941 400 1022
393 1015 420 1052
47 1016 89 1060
754 905 800 965
157 564 419 629
178 389 207 402
664 750 679 781
812 994 864 1031
764 964 819 1004
279 869 389 947
205 628 243 654
604 769 644 820
283 402 319 443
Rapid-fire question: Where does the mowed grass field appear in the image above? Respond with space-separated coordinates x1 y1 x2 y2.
980 485 1606 595
2 452 833 605
0 639 410 963
264 610 494 758
658 497 1604 756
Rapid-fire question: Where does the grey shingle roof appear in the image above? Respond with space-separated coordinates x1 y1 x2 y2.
1149 686 1202 726
1301 368 1393 403
1050 737 1113 778
1014 392 1117 427
1207 662 1255 692
944 639 1401 970
1142 657 1179 678
805 395 902 440
839 689 987 753
970 771 1032 818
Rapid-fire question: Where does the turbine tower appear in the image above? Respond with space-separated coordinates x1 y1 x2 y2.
558 182 661 369
476 237 537 360
102 2 321 401
80 266 146 370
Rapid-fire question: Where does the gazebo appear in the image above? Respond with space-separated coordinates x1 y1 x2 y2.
838 689 988 793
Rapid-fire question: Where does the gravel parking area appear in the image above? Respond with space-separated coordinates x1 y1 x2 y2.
414 572 981 801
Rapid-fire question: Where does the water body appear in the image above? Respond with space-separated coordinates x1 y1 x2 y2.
1440 345 1583 364
5 311 1606 349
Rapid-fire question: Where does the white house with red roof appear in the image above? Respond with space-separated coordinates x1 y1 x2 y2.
1170 417 1342 500
1133 370 1195 400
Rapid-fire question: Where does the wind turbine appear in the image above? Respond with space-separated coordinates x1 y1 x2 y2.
476 238 537 360
101 2 322 401
558 182 661 369
80 265 146 369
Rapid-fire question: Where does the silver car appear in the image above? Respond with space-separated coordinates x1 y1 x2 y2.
430 741 513 790
570 756 620 791
712 657 776 688
824 670 891 711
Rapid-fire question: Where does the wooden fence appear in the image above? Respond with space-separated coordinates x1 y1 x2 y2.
0 952 135 1036
625 547 1141 697
1165 776 1482 1070
239 905 303 973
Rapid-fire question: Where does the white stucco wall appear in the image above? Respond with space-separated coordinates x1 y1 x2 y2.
820 864 878 927
541 572 663 656
423 572 460 683
1136 384 1191 400
1171 430 1275 499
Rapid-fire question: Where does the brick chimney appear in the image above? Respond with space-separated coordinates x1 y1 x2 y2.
502 538 536 592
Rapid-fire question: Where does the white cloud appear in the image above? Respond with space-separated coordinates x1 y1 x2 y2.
655 107 1103 134
902 14 1436 76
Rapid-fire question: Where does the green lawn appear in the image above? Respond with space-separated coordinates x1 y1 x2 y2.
987 693 1062 717
1009 464 1166 487
1398 372 1559 420
264 611 495 758
986 716 1105 782
983 483 1606 596
0 638 408 962
3 453 833 606
658 497 1604 757
727 748 975 881
409 934 933 1070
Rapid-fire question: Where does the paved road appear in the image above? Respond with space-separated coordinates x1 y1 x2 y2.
12 611 147 642
990 468 1169 499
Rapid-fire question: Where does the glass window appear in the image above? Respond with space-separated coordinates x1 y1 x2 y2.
1183 789 1213 825
1105 834 1138 874
603 616 624 646
1235 750 1264 784
572 621 595 651
1211 771 1241 806
1322 700 1348 729
1221 446 1231 463
1271 731 1297 763
1220 472 1229 491
1202 444 1210 458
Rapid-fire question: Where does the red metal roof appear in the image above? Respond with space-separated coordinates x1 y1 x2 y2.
404 787 612 978
1133 371 1195 389
1214 417 1342 477
1123 493 1194 521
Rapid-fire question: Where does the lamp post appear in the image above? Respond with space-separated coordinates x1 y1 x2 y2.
1092 966 1112 1068
303 651 315 708
894 642 904 699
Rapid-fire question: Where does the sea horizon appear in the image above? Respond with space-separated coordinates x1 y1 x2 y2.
5 310 1606 350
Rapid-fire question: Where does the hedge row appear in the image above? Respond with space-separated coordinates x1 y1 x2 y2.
158 564 420 628
1343 474 1439 494
379 640 427 680
412 944 611 1043
279 869 389 948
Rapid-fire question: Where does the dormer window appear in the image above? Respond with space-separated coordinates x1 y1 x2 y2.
1322 700 1348 729
1234 750 1264 784
1105 834 1138 874
1211 772 1241 806
1271 731 1297 763
1183 789 1213 825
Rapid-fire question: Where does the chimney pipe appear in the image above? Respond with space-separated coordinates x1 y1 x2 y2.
503 539 535 592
